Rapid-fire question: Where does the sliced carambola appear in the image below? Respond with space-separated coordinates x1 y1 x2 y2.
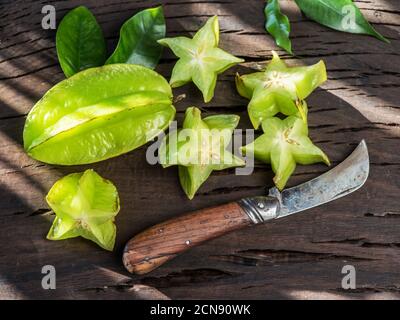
159 107 244 199
236 51 326 129
46 169 120 251
158 16 244 103
241 115 330 190
23 64 175 165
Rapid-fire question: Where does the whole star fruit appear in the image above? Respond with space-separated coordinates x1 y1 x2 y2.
159 107 245 199
158 16 244 103
23 64 175 165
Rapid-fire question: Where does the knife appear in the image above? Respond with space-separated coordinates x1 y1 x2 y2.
123 140 369 274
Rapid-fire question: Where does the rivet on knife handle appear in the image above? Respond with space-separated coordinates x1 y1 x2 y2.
122 199 279 275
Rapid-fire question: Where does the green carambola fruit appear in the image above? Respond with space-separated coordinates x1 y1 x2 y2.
236 51 326 129
159 107 244 199
23 64 175 165
46 169 120 251
241 115 330 190
158 16 244 103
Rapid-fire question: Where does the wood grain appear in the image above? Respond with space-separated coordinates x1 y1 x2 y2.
123 202 252 274
0 0 399 299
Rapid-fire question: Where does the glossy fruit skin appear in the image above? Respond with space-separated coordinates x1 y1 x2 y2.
158 16 244 103
241 114 330 190
23 64 176 165
159 107 244 199
236 51 326 129
46 169 120 251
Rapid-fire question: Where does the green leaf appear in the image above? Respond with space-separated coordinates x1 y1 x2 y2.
106 6 166 69
46 169 120 251
56 6 107 77
264 0 292 55
295 0 389 43
23 64 175 165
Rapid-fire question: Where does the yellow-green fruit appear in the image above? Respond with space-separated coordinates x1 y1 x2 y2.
24 64 175 165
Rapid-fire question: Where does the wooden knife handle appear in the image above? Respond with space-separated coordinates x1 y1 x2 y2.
123 202 253 274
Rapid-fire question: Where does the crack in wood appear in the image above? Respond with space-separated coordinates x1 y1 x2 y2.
78 283 171 299
331 285 400 294
308 124 336 130
0 63 59 80
0 163 46 176
327 126 389 134
370 162 400 167
308 107 338 114
364 211 400 218
79 283 131 293
3 208 53 218
29 208 53 217
312 238 400 249
140 268 240 288
0 46 55 64
0 113 27 121
211 249 373 266
0 36 52 51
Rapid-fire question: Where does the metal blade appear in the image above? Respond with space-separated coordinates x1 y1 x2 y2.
268 140 369 219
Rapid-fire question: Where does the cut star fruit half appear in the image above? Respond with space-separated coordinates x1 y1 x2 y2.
159 107 244 199
158 16 244 103
236 51 326 129
241 115 330 190
46 169 120 251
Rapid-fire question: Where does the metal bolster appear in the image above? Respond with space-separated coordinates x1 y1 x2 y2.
238 196 280 224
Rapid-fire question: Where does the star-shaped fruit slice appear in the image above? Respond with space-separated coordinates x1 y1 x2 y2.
158 16 244 103
241 115 330 190
236 51 327 129
159 107 244 199
46 169 120 251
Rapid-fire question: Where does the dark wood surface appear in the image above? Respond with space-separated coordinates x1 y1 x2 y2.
0 0 399 299
124 202 251 274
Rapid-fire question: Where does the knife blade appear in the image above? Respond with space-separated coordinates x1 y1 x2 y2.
238 139 369 223
123 140 369 274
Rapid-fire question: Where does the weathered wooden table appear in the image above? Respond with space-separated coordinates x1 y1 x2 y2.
0 0 399 300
